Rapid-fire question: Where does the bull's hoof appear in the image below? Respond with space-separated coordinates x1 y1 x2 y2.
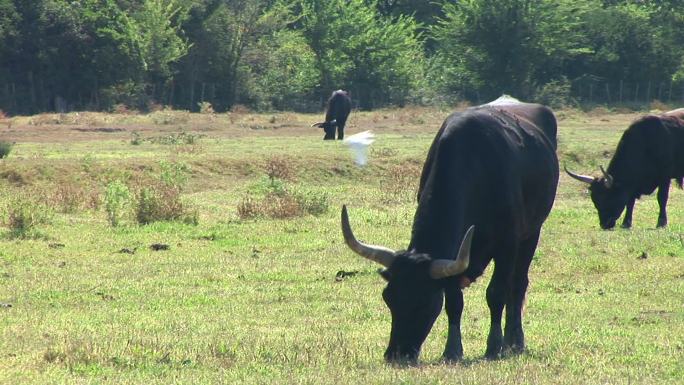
620 222 632 229
441 349 463 363
484 349 502 360
656 221 667 228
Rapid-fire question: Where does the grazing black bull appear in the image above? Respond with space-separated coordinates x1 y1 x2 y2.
341 96 559 363
566 108 684 229
312 90 352 140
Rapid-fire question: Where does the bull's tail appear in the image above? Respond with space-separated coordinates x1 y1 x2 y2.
676 177 683 189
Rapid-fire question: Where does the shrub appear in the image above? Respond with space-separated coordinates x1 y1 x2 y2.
264 157 294 183
237 196 261 219
198 101 215 114
134 184 197 225
133 161 197 225
535 78 576 109
50 182 90 214
0 141 13 159
130 131 143 145
292 188 329 216
3 194 51 238
104 180 131 226
237 185 329 219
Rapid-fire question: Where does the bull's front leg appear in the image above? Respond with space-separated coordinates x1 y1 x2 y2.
656 180 671 228
621 197 635 228
442 282 464 362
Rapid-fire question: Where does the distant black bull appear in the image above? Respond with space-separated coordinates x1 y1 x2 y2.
312 90 351 140
566 108 684 229
341 96 559 363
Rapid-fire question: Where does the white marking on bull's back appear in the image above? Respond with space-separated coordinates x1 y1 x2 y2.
486 94 522 106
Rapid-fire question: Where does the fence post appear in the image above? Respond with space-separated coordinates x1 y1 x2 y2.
589 83 593 102
619 80 623 104
668 81 673 102
646 81 651 102
658 82 663 101
634 83 639 103
605 83 611 104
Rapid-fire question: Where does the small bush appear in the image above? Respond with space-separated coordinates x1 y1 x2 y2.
198 101 215 114
147 132 203 145
0 141 13 159
130 131 142 145
3 194 51 237
150 108 190 125
535 78 576 109
236 186 329 219
292 188 329 216
265 157 294 182
132 161 196 225
104 180 131 226
237 196 261 219
134 184 197 225
49 182 94 214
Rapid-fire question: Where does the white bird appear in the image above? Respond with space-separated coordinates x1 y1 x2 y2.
343 130 375 166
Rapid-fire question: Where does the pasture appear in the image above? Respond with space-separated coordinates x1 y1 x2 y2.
0 106 683 384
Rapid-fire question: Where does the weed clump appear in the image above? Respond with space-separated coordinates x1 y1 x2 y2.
237 174 329 220
104 180 131 226
0 141 13 159
132 161 197 225
2 193 52 238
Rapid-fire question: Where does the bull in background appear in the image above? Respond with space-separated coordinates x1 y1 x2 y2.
341 96 559 363
312 90 352 140
566 108 684 229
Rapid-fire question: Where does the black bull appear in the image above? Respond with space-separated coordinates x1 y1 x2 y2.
312 90 352 140
341 99 559 362
566 108 684 229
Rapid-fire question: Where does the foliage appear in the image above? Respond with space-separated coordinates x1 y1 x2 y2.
0 140 12 158
296 0 425 108
535 77 576 109
104 180 131 226
134 161 196 225
430 0 594 101
1 0 684 111
2 193 51 238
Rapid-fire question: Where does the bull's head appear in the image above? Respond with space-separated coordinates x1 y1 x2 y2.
341 205 472 363
311 119 337 129
565 166 628 229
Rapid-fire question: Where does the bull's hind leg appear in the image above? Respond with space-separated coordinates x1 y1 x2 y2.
657 180 671 228
485 256 514 359
503 231 540 353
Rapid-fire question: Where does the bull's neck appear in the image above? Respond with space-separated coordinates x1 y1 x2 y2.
408 181 472 260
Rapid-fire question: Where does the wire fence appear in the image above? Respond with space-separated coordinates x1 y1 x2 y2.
572 78 684 105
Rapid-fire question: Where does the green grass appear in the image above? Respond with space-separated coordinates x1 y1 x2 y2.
0 108 683 384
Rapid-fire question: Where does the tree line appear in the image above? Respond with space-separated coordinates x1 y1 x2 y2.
0 0 683 115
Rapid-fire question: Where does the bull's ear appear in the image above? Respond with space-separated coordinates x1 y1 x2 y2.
378 268 392 281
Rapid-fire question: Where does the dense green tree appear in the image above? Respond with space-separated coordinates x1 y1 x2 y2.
431 0 593 101
295 0 424 108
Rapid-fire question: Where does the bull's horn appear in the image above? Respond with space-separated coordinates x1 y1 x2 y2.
429 225 474 279
311 122 325 128
564 165 594 184
341 205 396 267
600 166 614 188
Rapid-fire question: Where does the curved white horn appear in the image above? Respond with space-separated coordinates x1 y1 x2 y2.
311 122 325 128
600 166 614 188
564 165 594 184
430 225 474 279
341 205 396 267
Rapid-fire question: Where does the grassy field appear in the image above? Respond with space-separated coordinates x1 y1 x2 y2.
0 106 683 384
